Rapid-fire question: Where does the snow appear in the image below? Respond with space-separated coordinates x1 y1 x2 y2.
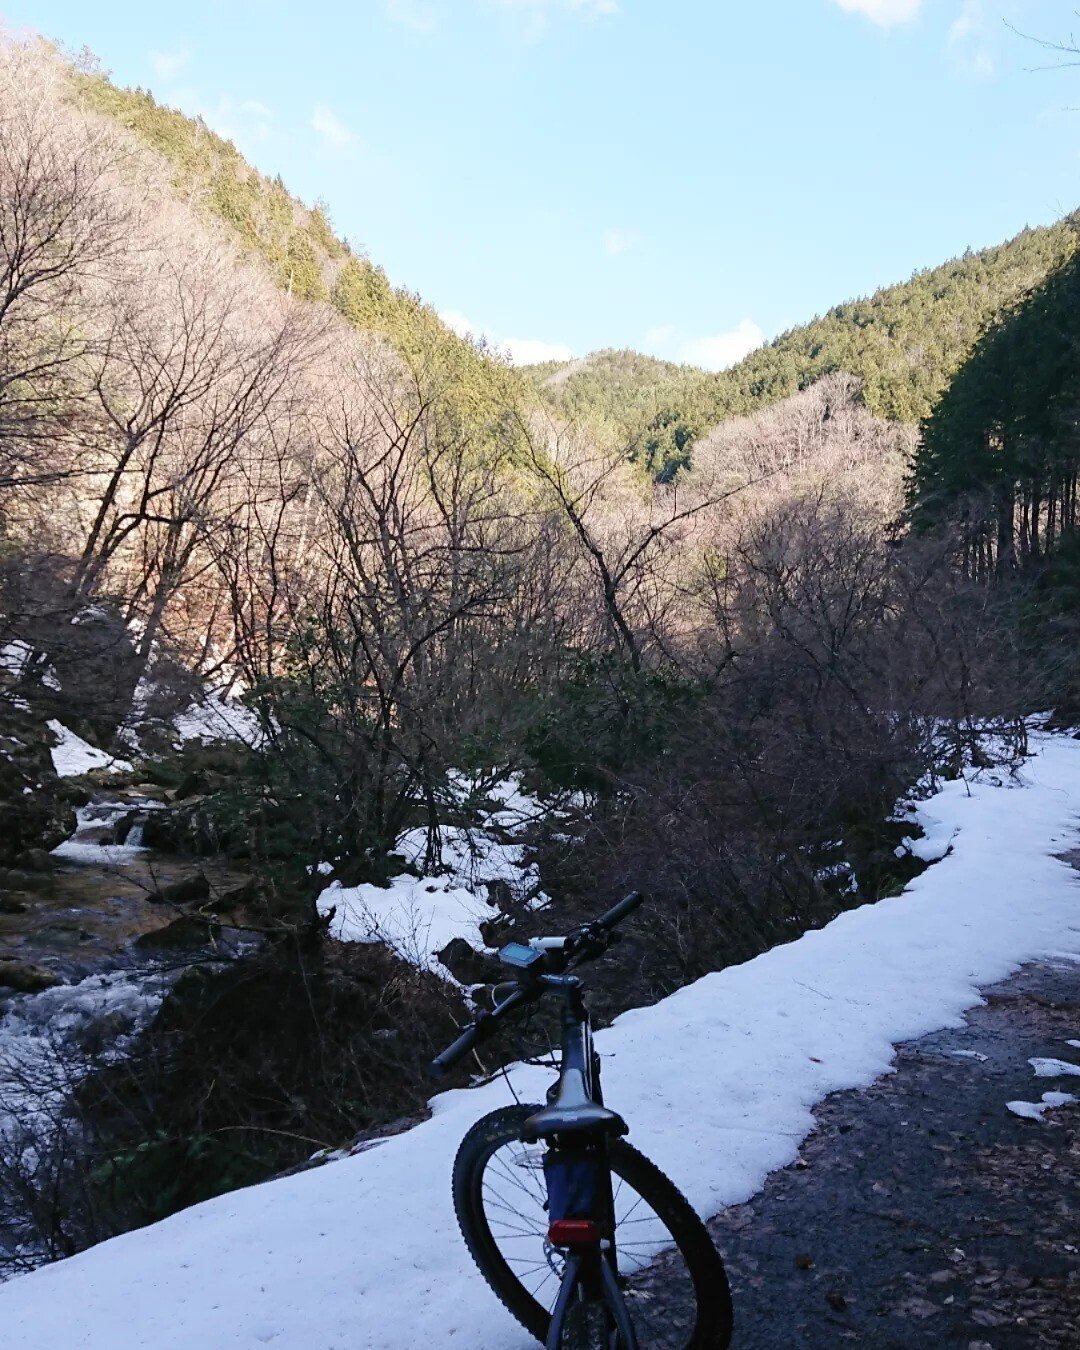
4 732 1080 1348
46 721 132 778
1029 1056 1080 1079
1006 1092 1077 1122
321 873 501 973
0 639 30 677
318 775 549 977
172 691 263 747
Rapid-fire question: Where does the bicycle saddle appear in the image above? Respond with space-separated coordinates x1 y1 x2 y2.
519 1068 628 1142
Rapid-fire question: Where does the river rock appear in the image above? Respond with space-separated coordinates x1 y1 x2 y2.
149 873 212 907
202 876 258 917
13 847 52 871
136 914 221 950
437 937 501 985
0 958 62 992
0 700 78 863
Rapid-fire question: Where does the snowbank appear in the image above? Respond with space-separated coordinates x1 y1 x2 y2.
172 692 263 747
3 734 1080 1348
318 775 549 976
46 721 132 778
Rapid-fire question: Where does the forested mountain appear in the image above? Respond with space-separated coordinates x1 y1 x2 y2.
909 241 1080 581
60 65 1077 491
530 222 1077 479
75 71 520 435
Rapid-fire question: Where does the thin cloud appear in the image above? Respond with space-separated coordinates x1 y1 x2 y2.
831 0 922 27
491 0 618 14
440 309 572 365
948 0 996 77
680 320 766 371
170 91 275 153
486 0 619 33
644 324 676 347
645 320 765 371
149 48 190 82
440 310 477 339
386 0 440 33
502 335 574 363
311 104 356 150
602 228 638 257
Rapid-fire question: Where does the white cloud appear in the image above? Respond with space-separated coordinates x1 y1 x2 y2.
486 0 618 35
680 320 765 371
440 310 476 339
149 48 190 82
311 104 356 150
491 0 618 15
501 335 574 364
439 309 572 365
830 0 922 27
644 319 765 371
947 0 996 76
170 91 274 153
387 0 439 32
644 323 676 347
602 228 638 257
388 0 617 37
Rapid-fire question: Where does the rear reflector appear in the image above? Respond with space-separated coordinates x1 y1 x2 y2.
547 1219 600 1247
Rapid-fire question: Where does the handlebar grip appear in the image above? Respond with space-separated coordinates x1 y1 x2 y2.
596 890 644 932
429 1020 485 1080
429 986 533 1079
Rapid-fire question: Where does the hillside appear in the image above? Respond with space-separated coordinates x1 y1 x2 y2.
72 71 1077 490
75 73 521 430
530 221 1077 478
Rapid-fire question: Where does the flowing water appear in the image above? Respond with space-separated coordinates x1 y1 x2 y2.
0 793 253 1277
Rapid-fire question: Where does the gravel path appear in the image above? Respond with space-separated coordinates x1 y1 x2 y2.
704 957 1080 1348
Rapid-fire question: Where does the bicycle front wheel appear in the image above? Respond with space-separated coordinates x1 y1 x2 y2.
452 1104 733 1348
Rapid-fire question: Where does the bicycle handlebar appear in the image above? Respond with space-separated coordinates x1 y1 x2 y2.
429 893 644 1080
429 985 535 1079
594 889 644 933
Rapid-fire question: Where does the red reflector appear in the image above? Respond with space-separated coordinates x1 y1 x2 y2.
547 1219 600 1247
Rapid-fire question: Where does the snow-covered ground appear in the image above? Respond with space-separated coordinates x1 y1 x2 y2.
3 734 1080 1348
318 775 550 977
171 691 263 747
47 720 133 778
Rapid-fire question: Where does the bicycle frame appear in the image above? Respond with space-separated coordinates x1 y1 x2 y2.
522 978 640 1350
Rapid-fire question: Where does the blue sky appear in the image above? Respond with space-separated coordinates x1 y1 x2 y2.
6 0 1080 367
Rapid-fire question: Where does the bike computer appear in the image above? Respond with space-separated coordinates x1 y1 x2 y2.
498 941 544 971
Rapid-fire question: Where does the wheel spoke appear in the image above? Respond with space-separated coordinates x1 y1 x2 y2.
461 1114 729 1350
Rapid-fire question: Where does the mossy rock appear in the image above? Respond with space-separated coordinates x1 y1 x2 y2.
0 700 77 862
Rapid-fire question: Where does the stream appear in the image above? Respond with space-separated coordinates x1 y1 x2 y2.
0 792 253 1277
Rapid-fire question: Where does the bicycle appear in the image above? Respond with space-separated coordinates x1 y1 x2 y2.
431 891 734 1349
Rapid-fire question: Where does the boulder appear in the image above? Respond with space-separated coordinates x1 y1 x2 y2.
437 937 501 986
135 913 221 950
149 873 212 907
0 700 78 863
13 847 52 872
0 958 62 992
